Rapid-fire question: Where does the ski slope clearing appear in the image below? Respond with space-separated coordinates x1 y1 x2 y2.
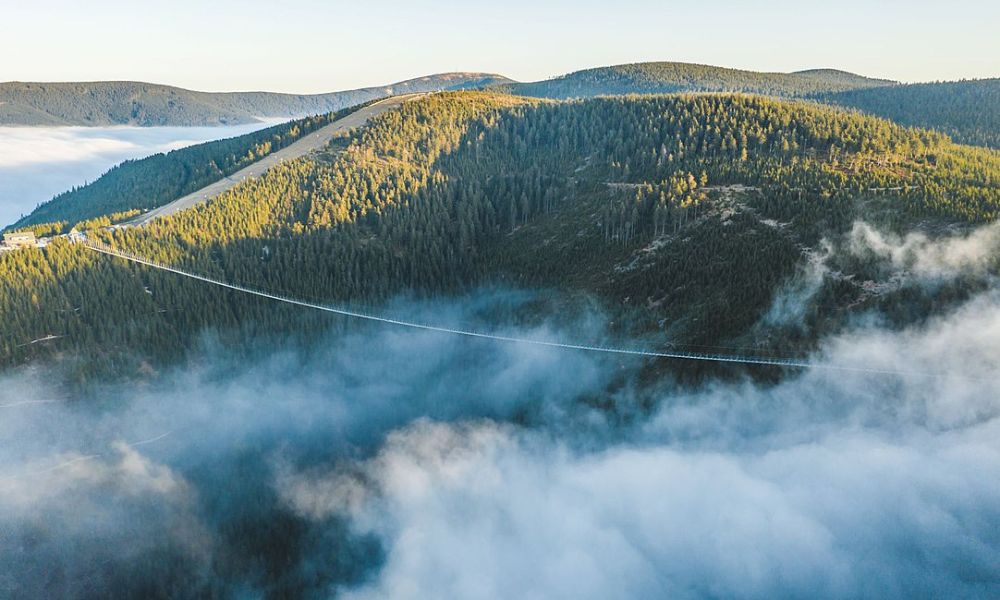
129 94 420 225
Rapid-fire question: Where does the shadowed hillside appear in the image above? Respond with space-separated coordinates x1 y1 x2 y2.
816 78 1000 148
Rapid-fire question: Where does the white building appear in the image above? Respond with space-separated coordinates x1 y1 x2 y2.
3 231 37 249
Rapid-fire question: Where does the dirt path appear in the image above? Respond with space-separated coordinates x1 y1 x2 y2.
128 94 420 225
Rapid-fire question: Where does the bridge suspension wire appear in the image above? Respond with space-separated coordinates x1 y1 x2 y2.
81 240 941 378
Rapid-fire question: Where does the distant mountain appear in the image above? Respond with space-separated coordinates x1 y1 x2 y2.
501 62 895 98
815 79 1000 148
501 62 999 148
0 73 511 126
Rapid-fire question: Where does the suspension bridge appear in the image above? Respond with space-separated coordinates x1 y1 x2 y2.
81 239 938 378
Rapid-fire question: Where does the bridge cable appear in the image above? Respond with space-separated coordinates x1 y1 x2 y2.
82 241 971 379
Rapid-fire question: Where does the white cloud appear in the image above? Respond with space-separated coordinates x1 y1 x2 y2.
849 221 1000 279
279 291 1000 600
1 289 999 597
281 416 1000 600
0 122 277 226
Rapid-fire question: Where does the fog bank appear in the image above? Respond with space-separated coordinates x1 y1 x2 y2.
279 290 1000 600
0 284 998 598
0 122 275 227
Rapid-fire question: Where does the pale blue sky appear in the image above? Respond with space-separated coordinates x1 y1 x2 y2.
1 0 997 93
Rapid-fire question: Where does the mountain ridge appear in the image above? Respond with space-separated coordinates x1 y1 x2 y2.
0 72 512 126
499 61 896 98
494 61 997 148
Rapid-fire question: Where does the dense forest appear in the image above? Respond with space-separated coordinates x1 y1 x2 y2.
816 78 1000 148
0 73 510 126
493 62 998 151
500 62 893 98
2 91 999 384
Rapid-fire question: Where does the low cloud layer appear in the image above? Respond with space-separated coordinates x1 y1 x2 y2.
277 290 1000 600
1 280 999 598
0 294 619 598
284 418 1000 600
0 122 274 227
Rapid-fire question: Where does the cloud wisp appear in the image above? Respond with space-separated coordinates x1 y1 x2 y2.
848 221 1000 280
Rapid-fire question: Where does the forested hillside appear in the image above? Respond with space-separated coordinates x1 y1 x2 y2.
9 106 366 230
502 62 894 98
2 92 998 384
0 73 509 126
501 61 999 150
816 78 1000 148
